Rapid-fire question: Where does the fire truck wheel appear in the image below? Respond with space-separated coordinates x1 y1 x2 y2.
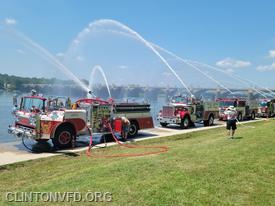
128 122 139 138
204 114 214 126
160 123 168 127
251 112 256 120
237 113 243 121
180 116 189 129
53 125 74 149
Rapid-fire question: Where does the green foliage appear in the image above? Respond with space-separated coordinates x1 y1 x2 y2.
0 73 87 91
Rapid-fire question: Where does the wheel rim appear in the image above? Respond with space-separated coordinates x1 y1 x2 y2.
209 116 214 125
238 114 242 121
129 124 137 135
59 131 71 145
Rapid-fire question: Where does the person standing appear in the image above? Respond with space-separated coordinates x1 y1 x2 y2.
66 97 72 109
121 117 130 141
224 106 238 139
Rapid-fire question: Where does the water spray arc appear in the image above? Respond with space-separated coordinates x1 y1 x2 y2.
233 74 274 98
90 27 272 98
2 27 89 93
89 28 234 95
88 65 112 98
151 43 234 94
72 19 193 96
188 60 268 98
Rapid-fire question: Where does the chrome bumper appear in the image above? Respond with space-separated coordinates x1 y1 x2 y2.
157 117 181 124
8 126 36 138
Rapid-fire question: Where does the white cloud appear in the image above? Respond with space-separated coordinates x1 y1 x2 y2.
256 63 275 72
216 57 251 69
4 18 17 25
268 50 275 58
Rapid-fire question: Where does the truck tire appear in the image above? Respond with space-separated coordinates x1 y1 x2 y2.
204 114 214 126
251 112 256 120
160 122 168 127
128 121 139 138
180 116 190 129
237 113 243 121
53 125 74 149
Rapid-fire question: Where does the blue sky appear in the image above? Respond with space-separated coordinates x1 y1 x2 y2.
1 0 275 88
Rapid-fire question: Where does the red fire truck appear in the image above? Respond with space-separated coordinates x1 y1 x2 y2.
216 98 258 121
257 98 275 117
8 95 153 148
157 96 219 129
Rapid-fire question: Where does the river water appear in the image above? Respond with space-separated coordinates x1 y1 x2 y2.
0 92 15 143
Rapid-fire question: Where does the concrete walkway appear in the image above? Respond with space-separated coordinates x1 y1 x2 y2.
0 119 263 166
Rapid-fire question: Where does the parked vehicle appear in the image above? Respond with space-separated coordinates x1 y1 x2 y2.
157 96 219 129
8 95 154 149
216 98 258 121
257 98 275 117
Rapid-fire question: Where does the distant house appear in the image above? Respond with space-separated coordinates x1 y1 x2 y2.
4 82 12 90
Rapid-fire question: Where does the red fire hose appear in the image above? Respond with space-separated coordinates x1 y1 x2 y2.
86 122 168 157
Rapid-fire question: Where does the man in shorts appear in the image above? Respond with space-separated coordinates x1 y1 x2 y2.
121 117 130 141
224 105 237 139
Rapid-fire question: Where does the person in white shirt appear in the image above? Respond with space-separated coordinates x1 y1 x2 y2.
224 106 237 139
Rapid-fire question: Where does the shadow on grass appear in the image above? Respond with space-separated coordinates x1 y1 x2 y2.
232 136 243 140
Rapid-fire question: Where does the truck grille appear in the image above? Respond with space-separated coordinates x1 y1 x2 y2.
162 106 174 117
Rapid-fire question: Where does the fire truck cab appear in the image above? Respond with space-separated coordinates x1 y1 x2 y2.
257 98 275 117
157 96 219 129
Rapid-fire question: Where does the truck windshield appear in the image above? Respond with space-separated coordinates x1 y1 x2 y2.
21 97 45 112
259 102 267 107
171 96 187 103
218 101 235 107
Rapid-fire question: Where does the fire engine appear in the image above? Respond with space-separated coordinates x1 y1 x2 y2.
8 95 154 149
216 98 258 121
257 98 275 117
157 96 219 129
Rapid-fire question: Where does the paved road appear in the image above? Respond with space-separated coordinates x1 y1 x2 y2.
0 119 263 166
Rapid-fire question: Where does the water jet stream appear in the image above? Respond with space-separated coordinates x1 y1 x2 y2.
233 74 274 97
72 19 193 96
90 27 271 98
188 60 268 98
2 27 89 92
151 43 234 94
87 28 234 94
88 65 111 98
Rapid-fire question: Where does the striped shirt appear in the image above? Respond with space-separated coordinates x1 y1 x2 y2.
224 109 237 120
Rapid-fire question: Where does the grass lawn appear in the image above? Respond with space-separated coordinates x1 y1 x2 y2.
0 120 274 205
